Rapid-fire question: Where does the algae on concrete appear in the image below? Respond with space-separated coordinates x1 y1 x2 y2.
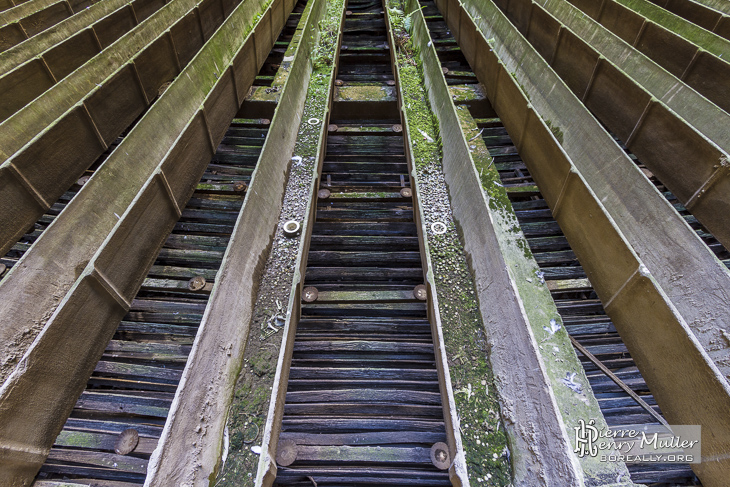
388 1 512 484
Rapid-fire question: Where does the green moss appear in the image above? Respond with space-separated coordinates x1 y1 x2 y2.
387 2 511 484
543 118 564 144
215 1 345 485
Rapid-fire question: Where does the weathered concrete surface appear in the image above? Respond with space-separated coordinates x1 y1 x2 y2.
0 0 232 257
386 6 469 484
255 4 344 485
0 0 282 483
499 0 730 248
144 0 317 484
563 0 730 112
0 0 135 75
647 0 730 39
0 0 65 28
694 0 730 15
0 0 83 51
408 2 633 485
445 0 730 484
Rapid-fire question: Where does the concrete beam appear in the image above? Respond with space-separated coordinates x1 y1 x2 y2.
441 0 730 484
0 0 287 483
385 7 468 484
0 0 238 256
144 0 321 484
562 0 730 113
693 0 730 15
254 3 346 483
407 1 633 485
648 0 730 40
0 0 138 75
0 0 75 51
0 0 26 14
497 0 730 249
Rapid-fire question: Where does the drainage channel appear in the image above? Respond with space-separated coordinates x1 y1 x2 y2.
29 2 308 484
258 0 459 485
419 0 719 484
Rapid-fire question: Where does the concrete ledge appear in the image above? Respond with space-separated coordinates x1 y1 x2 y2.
408 1 632 485
646 0 730 39
0 0 286 483
562 0 730 113
499 0 730 249
0 0 135 75
462 0 730 385
442 0 730 484
0 0 238 256
0 0 102 51
144 0 321 484
694 0 730 16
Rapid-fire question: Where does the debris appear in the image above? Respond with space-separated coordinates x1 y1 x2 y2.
418 128 434 142
431 221 447 234
560 372 583 394
468 128 484 141
543 318 561 335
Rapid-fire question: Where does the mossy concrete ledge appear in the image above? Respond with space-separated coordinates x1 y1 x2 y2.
0 0 223 257
144 0 323 484
442 0 730 484
560 0 730 113
0 0 290 483
0 0 133 74
406 1 633 485
498 0 730 249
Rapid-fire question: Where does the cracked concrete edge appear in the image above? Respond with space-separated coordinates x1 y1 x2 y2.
460 0 730 383
384 4 470 485
143 0 320 485
407 1 635 485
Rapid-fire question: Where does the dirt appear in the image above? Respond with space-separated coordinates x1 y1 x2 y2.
214 1 345 484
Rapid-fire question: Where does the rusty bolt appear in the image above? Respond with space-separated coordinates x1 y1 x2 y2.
302 286 318 303
318 189 331 199
386 80 396 86
77 175 91 186
335 79 344 86
233 181 247 192
328 124 339 133
442 67 449 75
413 284 428 301
346 10 352 15
261 118 271 125
400 188 412 198
188 276 207 291
392 124 402 133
